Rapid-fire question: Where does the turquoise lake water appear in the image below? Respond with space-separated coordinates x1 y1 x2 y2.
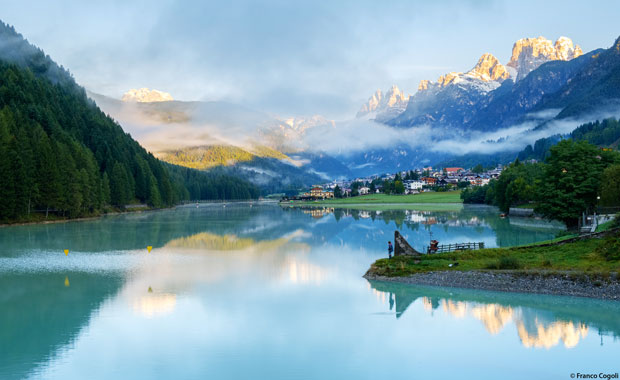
1 203 618 379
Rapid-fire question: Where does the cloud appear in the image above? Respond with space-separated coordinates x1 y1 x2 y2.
5 0 620 118
426 107 620 155
97 86 620 165
300 118 432 155
91 93 282 152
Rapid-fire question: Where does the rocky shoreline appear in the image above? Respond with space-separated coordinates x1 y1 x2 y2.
363 270 620 301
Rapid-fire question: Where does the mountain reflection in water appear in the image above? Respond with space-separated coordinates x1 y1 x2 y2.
368 280 620 349
1 203 613 380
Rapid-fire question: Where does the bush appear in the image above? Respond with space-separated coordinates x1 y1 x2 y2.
611 213 620 229
487 256 522 270
461 186 487 204
597 232 620 261
499 256 521 269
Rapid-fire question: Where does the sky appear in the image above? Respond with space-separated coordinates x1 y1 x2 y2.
1 0 620 119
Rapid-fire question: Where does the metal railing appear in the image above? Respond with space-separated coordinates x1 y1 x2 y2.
424 242 485 254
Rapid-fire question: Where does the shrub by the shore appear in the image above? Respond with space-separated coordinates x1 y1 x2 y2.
597 233 620 261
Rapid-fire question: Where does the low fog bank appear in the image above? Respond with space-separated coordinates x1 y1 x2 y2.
91 92 620 169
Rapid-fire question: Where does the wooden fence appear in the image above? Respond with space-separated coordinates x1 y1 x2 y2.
424 242 484 254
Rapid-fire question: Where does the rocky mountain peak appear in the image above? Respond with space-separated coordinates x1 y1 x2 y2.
613 35 620 52
554 36 583 60
507 36 582 81
466 53 510 82
122 88 174 102
357 89 383 114
384 85 409 107
356 85 409 118
437 72 462 87
418 79 432 91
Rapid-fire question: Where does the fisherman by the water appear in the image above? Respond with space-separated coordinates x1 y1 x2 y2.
388 241 393 258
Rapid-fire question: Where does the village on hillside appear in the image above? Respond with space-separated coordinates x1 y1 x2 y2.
285 165 505 200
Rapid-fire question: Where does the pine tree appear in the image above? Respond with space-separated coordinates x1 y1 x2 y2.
101 172 111 206
110 162 130 207
147 175 163 207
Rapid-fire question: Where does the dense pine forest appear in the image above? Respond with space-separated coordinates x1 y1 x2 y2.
517 117 620 162
0 22 258 223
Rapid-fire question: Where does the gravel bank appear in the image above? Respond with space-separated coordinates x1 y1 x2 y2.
363 270 620 301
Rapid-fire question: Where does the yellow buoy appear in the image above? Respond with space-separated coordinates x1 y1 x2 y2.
64 276 70 287
147 246 152 253
64 249 69 256
148 286 153 293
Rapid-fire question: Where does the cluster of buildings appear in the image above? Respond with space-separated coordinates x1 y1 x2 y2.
298 186 334 200
322 166 504 196
402 167 503 194
283 165 504 200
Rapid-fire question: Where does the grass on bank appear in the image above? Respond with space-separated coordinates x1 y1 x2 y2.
368 231 620 278
596 219 616 232
286 191 462 205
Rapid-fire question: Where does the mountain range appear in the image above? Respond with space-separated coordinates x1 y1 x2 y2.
89 34 620 188
388 36 584 129
0 20 259 223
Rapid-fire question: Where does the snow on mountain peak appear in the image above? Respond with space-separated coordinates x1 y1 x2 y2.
507 36 582 81
122 88 174 102
356 85 409 119
437 72 463 87
283 115 334 132
413 35 583 99
466 53 510 82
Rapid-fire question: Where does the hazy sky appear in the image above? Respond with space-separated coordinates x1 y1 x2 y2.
2 0 619 118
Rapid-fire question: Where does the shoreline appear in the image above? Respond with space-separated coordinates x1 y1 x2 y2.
0 199 269 228
0 207 163 228
363 270 620 301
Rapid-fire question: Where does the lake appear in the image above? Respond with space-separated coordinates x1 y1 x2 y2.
1 203 618 379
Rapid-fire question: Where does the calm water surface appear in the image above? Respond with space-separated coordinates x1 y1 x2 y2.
1 203 618 379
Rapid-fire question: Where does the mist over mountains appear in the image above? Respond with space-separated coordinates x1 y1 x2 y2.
1 12 620 194
88 34 620 186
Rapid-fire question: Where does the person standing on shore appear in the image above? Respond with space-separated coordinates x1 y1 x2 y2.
388 241 393 258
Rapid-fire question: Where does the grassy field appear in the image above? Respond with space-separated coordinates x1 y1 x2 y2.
367 231 620 277
285 191 462 205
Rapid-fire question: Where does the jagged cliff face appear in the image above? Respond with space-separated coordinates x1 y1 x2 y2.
122 88 174 102
356 85 410 120
468 53 510 82
416 52 509 95
411 36 581 97
507 36 583 81
359 37 583 127
388 36 586 130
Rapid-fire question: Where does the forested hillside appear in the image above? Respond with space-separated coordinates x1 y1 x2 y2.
517 118 620 161
158 144 289 170
462 140 620 227
0 22 258 222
